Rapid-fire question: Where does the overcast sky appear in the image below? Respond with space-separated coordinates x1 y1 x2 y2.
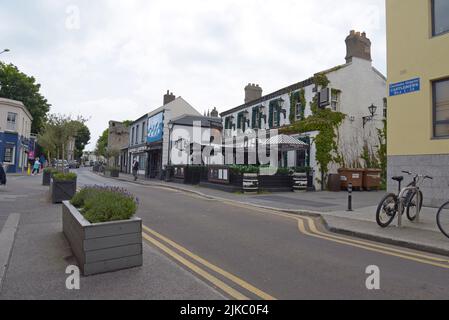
0 0 386 150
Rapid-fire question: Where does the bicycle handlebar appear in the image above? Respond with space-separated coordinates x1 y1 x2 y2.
401 171 433 180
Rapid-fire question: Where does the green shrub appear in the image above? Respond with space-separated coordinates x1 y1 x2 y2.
229 165 260 175
43 167 58 174
70 186 137 224
53 172 77 181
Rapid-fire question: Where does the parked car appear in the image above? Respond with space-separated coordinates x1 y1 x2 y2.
53 160 70 170
69 160 80 169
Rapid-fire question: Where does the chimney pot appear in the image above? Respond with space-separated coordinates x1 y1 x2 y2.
345 30 372 63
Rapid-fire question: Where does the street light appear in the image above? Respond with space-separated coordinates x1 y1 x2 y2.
0 49 10 55
363 104 378 128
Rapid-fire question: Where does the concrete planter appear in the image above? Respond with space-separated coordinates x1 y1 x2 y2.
104 170 120 178
243 173 259 194
62 201 142 276
51 179 77 203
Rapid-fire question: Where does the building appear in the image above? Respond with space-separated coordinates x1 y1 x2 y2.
220 31 386 189
386 0 449 207
168 114 224 167
107 121 130 169
127 91 201 178
0 98 33 173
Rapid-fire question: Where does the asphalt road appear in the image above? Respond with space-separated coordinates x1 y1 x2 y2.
77 168 449 300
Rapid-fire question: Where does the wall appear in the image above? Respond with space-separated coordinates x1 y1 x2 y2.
387 0 449 156
386 0 449 207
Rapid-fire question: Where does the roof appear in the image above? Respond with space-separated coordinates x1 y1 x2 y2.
0 97 33 120
170 114 223 128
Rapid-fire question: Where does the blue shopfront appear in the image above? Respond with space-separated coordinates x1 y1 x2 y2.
0 132 33 173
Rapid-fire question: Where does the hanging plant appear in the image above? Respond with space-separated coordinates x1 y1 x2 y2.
282 74 346 189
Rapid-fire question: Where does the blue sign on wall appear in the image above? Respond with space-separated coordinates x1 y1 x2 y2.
147 112 164 144
389 78 420 97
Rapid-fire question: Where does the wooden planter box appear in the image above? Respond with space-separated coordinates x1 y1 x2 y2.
62 201 142 276
42 171 52 186
363 169 382 191
105 170 120 178
51 179 77 203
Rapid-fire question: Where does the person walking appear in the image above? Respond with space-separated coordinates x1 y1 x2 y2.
0 162 6 186
32 158 41 176
132 158 139 181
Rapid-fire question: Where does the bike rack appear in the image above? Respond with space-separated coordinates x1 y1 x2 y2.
397 186 421 228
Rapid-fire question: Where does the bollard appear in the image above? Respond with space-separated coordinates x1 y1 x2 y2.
347 183 353 212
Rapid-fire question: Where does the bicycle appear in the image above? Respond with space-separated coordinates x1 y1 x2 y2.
376 171 433 228
437 198 449 239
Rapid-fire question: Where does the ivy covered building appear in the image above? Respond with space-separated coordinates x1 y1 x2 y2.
220 31 386 189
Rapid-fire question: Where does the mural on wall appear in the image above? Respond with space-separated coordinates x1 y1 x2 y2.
147 112 164 144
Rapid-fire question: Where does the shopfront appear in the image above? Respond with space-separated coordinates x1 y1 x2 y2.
147 112 164 179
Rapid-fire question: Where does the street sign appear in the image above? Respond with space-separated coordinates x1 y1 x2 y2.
389 78 420 97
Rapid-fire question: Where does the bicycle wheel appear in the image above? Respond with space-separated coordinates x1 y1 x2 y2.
376 194 398 228
437 201 449 239
406 190 423 222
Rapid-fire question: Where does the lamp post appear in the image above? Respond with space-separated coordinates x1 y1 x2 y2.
363 104 378 128
0 49 10 55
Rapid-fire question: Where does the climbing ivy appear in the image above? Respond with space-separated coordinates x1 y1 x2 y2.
289 89 306 123
282 74 346 189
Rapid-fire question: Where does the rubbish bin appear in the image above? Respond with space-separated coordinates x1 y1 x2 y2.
338 168 364 190
363 169 382 191
327 174 341 192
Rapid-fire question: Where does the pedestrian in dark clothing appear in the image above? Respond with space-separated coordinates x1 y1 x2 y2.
132 159 139 181
0 163 7 186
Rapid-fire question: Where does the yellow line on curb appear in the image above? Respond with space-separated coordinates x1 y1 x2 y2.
143 225 276 301
142 232 249 300
215 198 449 267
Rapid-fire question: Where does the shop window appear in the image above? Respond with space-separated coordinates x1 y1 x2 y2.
4 146 15 164
432 0 449 36
433 78 449 138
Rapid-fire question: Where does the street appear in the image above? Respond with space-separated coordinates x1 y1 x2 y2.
74 168 449 299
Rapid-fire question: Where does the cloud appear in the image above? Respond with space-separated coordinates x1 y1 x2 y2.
0 0 386 150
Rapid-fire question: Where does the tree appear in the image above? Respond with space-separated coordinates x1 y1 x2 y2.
0 62 51 133
73 122 91 159
38 115 87 163
95 129 109 158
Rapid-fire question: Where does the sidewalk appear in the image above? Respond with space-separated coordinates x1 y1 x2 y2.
110 172 449 257
0 175 225 300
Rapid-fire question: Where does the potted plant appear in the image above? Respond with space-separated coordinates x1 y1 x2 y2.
51 172 77 203
62 186 142 276
42 167 58 186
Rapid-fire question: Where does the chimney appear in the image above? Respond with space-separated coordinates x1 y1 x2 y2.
244 84 263 104
345 30 372 63
163 90 176 105
210 107 219 118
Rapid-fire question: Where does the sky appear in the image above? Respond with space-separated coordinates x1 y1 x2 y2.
0 0 386 150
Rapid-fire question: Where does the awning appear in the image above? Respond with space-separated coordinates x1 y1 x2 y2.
260 135 309 152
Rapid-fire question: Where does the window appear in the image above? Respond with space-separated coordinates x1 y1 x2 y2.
331 91 340 111
433 78 449 138
432 0 449 36
383 98 388 119
136 125 140 144
131 127 135 145
295 103 303 120
273 108 279 127
4 146 15 163
7 112 17 131
142 122 146 143
252 108 261 129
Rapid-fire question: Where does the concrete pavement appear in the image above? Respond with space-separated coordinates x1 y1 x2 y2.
104 170 449 256
0 174 225 300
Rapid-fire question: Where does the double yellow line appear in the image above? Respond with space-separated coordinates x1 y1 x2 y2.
142 225 277 300
222 200 449 269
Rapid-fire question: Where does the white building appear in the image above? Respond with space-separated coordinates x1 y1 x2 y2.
220 31 386 189
0 98 33 173
127 91 201 178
